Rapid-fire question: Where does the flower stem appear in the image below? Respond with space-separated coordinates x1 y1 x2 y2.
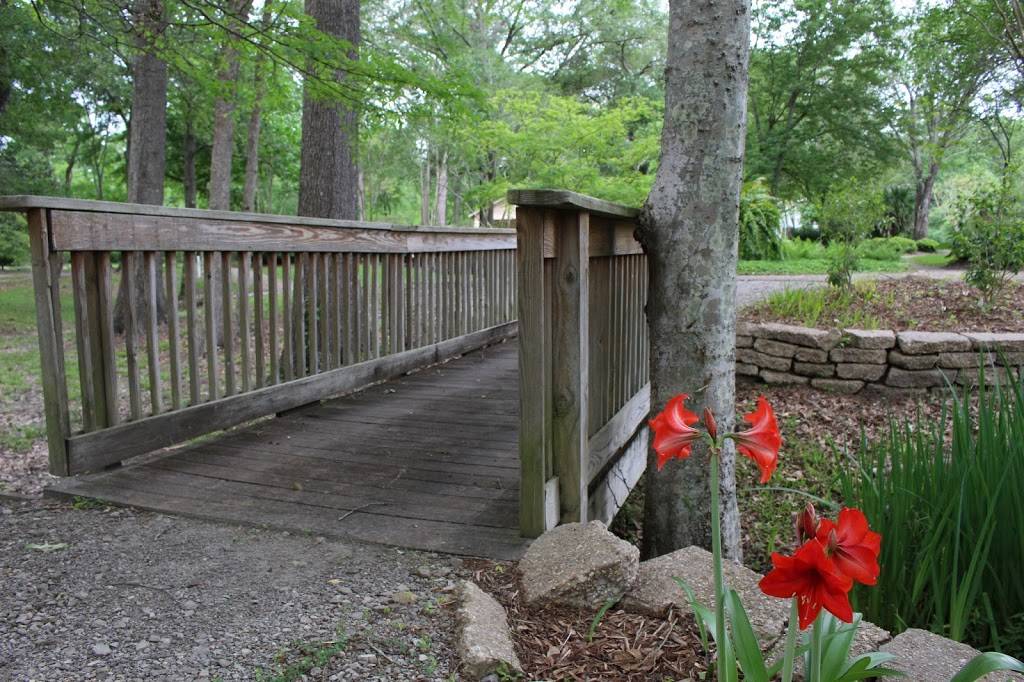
781 598 798 682
810 613 823 682
710 447 727 681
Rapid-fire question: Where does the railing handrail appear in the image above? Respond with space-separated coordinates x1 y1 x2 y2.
0 195 516 236
506 188 640 220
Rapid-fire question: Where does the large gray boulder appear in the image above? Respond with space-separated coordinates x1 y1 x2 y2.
881 628 1023 681
620 546 789 646
455 581 522 680
518 521 639 610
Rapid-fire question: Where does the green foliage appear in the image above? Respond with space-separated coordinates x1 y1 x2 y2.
951 183 1024 306
739 179 783 260
879 185 915 236
0 222 30 269
751 283 885 329
737 258 904 276
888 236 918 253
917 238 940 252
781 238 826 260
816 183 888 288
841 371 1024 657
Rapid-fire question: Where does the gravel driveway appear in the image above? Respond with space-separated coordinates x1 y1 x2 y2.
1 497 467 681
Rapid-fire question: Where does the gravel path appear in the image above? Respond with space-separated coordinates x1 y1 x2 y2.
0 497 468 681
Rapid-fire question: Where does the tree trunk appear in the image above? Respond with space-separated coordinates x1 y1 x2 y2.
115 0 168 334
183 119 197 208
208 0 253 212
637 0 750 561
420 154 432 225
242 102 263 212
434 149 448 226
242 1 272 213
297 0 361 220
911 162 938 240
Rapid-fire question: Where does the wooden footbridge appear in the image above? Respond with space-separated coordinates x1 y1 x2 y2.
0 191 650 559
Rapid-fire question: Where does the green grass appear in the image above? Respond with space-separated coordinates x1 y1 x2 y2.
0 422 45 452
737 258 906 275
911 251 956 267
256 630 349 682
841 372 1024 657
748 282 891 329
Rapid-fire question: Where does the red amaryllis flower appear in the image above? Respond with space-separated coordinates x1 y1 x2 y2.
732 396 782 483
817 507 882 586
796 503 820 544
759 538 854 630
649 394 701 470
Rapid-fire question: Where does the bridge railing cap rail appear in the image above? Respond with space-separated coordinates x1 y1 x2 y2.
506 188 640 220
0 195 515 236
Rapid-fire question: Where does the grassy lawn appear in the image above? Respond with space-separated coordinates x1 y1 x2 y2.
737 257 906 275
910 250 956 267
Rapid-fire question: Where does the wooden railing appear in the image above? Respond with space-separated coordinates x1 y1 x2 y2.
510 189 649 537
0 196 517 476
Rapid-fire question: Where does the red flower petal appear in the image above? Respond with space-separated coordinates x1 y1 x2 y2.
817 508 882 586
759 539 854 630
649 394 702 470
734 396 782 483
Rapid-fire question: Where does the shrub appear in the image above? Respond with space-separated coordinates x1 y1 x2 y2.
816 183 887 289
878 184 914 237
780 238 825 260
739 179 783 261
841 370 1024 657
856 238 903 262
0 221 29 269
917 238 940 252
951 185 1024 306
888 235 918 253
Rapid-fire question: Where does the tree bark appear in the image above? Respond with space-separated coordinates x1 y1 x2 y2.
434 149 448 226
115 0 168 334
297 0 361 220
208 0 253 212
637 0 750 561
911 161 938 240
420 153 432 225
183 119 197 208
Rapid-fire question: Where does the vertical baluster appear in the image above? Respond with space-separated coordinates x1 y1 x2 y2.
282 254 294 381
332 253 342 367
307 252 319 374
203 252 219 401
293 253 307 377
221 252 235 395
71 253 98 431
253 253 265 387
342 253 355 366
361 254 372 358
370 254 380 358
143 251 162 414
164 252 183 410
238 252 251 392
96 253 119 424
320 253 332 368
184 252 201 404
268 253 279 385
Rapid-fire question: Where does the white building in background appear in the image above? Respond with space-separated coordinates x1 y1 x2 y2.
468 198 516 228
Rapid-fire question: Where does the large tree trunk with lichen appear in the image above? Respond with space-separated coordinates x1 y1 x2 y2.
637 0 750 561
114 0 168 334
911 161 938 240
297 0 360 220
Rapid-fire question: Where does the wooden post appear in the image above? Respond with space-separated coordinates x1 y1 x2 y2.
27 209 71 476
516 206 549 537
551 209 590 523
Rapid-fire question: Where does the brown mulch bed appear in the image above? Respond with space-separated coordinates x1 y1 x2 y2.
743 276 1024 331
467 560 709 681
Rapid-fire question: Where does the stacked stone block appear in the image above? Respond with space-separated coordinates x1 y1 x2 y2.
736 324 1024 395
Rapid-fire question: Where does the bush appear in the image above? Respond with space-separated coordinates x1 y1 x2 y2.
951 185 1024 306
888 235 918 253
780 237 825 260
856 238 903 262
738 179 783 261
878 184 915 237
917 238 940 252
816 183 887 288
841 370 1024 657
0 221 29 269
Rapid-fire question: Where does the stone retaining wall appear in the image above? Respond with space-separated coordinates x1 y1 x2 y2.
737 323 1024 395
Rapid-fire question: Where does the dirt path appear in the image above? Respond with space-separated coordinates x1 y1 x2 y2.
0 496 467 681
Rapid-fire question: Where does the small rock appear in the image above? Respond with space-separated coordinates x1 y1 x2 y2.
391 590 417 605
456 581 522 681
91 644 112 657
518 521 639 610
415 566 433 578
